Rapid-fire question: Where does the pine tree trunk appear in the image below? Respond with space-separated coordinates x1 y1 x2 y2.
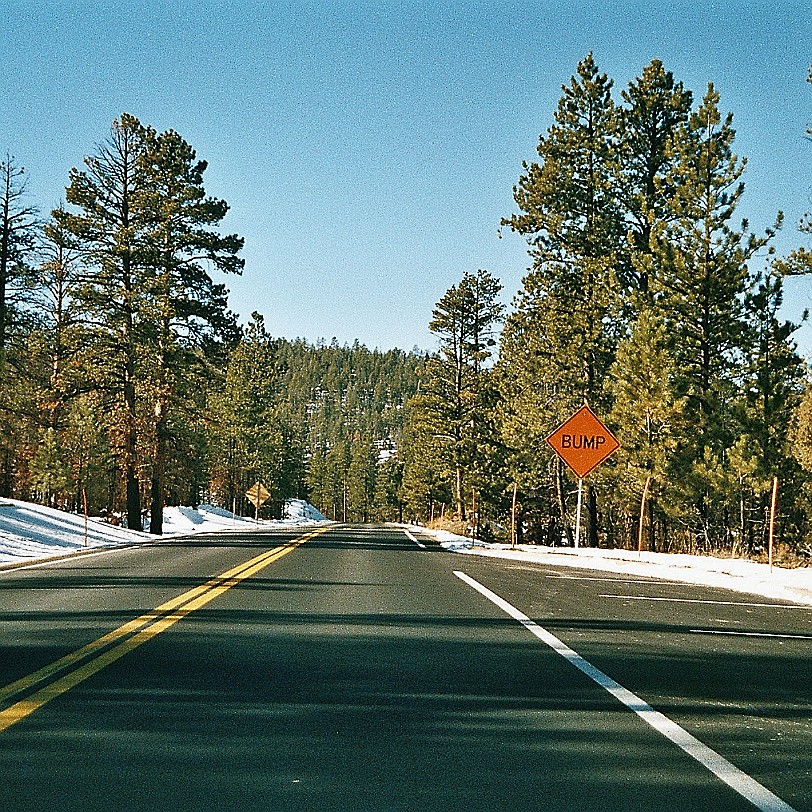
455 459 466 521
0 446 11 498
124 377 142 531
0 248 7 359
587 484 599 547
149 399 167 535
0 182 10 357
126 468 141 530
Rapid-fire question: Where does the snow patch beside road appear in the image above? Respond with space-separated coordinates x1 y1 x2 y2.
0 498 330 567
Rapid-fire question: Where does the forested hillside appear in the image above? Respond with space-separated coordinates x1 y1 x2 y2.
207 316 422 521
2 57 811 559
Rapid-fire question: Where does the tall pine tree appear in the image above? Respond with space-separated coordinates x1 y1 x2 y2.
0 153 39 364
209 313 284 515
652 85 778 546
501 53 623 545
138 126 243 533
59 114 153 529
618 59 692 296
408 269 503 521
607 307 684 550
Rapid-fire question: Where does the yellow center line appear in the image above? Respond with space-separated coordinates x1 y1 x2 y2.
0 527 328 733
0 538 301 705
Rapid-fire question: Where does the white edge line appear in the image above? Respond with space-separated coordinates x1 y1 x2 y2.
601 594 810 610
544 573 679 585
0 544 143 573
453 570 797 812
691 629 812 641
403 530 426 549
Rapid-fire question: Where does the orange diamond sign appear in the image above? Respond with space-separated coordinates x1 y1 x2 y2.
546 405 620 479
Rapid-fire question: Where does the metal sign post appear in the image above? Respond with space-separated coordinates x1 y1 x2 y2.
510 481 518 549
574 478 584 549
82 487 88 547
768 476 779 572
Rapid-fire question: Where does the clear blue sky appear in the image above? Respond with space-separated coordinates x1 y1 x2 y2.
3 1 811 352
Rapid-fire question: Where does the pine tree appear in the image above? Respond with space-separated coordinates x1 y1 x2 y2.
410 269 504 521
346 438 377 522
373 455 404 521
734 271 806 549
57 116 243 531
501 53 623 545
0 154 40 498
495 301 564 541
400 402 453 523
29 428 70 506
741 271 805 479
58 114 153 529
29 208 85 431
208 313 289 516
9 208 89 510
506 54 623 267
652 85 778 546
61 392 112 515
138 126 243 533
792 381 812 462
656 86 774 415
618 59 692 296
0 153 39 364
607 307 683 549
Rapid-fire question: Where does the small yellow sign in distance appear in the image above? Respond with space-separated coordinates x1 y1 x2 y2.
245 481 270 507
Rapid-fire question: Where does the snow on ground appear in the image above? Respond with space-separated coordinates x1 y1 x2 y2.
412 526 812 607
0 498 142 565
283 500 329 523
0 498 330 568
160 499 328 535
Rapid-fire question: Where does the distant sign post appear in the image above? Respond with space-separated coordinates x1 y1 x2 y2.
545 405 620 548
245 482 270 522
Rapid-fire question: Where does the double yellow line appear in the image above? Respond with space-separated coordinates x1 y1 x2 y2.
0 527 327 734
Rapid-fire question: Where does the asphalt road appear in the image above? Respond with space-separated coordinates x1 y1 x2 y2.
0 524 809 811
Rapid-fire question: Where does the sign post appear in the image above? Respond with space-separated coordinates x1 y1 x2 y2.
545 405 620 548
82 487 88 547
510 481 518 549
245 482 270 522
768 476 779 572
574 477 584 548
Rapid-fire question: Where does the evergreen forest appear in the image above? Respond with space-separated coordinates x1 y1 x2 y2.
2 56 811 561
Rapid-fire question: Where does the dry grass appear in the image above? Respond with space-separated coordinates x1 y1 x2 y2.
754 542 811 569
425 516 471 537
